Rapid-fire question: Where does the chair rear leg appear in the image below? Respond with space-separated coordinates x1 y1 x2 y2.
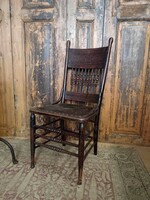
94 115 99 155
78 122 85 185
30 112 35 168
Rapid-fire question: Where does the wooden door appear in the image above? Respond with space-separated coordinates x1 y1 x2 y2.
0 1 15 136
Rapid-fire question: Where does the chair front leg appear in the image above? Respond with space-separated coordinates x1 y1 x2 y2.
78 122 85 185
30 112 35 168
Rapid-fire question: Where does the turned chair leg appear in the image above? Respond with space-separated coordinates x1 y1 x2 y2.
30 112 35 168
78 122 85 185
0 138 18 164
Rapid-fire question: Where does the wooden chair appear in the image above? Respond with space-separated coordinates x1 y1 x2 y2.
30 38 113 184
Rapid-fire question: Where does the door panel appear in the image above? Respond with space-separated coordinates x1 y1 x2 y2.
23 0 66 133
0 1 15 136
25 22 55 107
23 0 54 8
67 0 105 48
112 22 148 134
108 1 150 144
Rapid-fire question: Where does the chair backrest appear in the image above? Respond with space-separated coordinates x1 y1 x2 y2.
61 38 113 107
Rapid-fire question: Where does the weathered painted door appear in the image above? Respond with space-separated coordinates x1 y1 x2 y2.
0 0 150 145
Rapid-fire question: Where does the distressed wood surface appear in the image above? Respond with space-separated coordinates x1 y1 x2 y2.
0 1 15 136
10 0 28 137
23 0 54 8
0 9 2 22
0 0 150 145
117 4 150 20
26 22 55 106
67 0 104 48
119 0 150 5
113 22 147 134
141 25 150 144
25 0 66 134
99 0 116 141
108 0 150 144
21 8 54 22
53 0 67 99
109 22 150 144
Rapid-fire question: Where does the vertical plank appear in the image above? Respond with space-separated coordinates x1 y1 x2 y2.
99 0 116 141
141 25 150 144
0 1 15 136
53 0 67 99
10 0 27 136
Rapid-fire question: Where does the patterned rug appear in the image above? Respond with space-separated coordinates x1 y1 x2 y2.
0 139 150 200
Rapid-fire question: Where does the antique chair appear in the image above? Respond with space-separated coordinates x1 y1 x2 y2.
30 37 113 184
0 138 18 164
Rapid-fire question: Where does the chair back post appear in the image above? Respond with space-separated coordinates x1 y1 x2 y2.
98 37 113 106
62 40 71 103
